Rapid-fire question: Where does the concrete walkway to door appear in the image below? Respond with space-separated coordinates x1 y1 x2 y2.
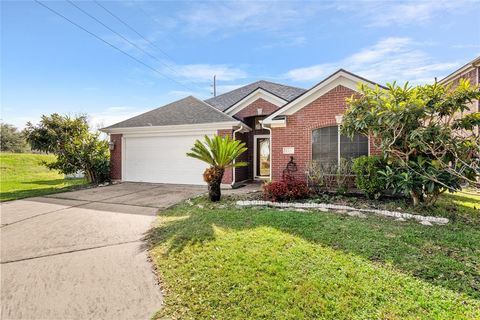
0 182 205 320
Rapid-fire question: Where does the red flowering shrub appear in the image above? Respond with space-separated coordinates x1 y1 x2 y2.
263 175 310 202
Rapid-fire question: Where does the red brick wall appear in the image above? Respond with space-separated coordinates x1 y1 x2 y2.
271 85 376 181
219 98 280 184
234 98 280 121
110 134 122 180
217 129 233 184
449 68 478 88
445 67 479 134
369 137 382 156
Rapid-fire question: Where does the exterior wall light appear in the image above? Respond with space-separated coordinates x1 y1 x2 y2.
335 115 343 124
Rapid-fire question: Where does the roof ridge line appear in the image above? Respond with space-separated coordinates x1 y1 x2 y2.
256 79 307 91
190 96 239 121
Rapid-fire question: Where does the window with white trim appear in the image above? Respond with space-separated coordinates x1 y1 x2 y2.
312 126 368 165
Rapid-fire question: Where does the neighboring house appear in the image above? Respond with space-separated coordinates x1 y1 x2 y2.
439 55 480 134
100 69 383 186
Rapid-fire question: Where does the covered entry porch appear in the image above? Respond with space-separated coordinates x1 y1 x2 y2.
232 115 271 185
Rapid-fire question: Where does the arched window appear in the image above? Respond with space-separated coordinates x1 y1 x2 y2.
312 126 368 165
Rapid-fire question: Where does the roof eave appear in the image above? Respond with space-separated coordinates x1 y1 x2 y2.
100 121 244 134
439 56 480 84
263 69 384 123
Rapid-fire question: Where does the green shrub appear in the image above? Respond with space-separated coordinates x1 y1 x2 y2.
341 80 480 206
306 160 355 194
0 123 29 153
25 114 111 184
352 156 386 199
263 174 310 202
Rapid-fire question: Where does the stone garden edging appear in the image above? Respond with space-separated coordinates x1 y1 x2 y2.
236 200 449 225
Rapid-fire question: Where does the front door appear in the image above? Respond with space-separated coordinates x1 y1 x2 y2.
255 137 270 177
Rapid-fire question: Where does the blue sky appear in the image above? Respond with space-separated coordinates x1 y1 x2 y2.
2 0 480 129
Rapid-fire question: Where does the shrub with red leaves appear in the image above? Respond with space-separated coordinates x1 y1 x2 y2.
263 174 310 202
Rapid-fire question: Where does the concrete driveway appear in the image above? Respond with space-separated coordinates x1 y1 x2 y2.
0 183 205 320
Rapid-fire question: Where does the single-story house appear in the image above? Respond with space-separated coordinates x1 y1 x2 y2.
101 69 385 186
439 55 480 135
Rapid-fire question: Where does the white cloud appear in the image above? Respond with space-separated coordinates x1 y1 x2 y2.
452 44 480 49
89 106 148 130
3 116 38 130
178 1 326 36
284 37 459 85
215 84 246 95
165 64 248 83
179 1 276 35
285 63 336 82
261 35 307 49
336 0 470 27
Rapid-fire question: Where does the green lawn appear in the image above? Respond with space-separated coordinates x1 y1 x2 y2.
0 152 87 201
150 192 480 319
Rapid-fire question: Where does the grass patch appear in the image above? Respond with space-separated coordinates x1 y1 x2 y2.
0 152 87 201
150 192 480 319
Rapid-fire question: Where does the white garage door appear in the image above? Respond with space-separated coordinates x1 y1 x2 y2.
123 133 212 185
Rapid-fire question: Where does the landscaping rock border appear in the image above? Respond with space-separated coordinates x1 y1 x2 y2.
236 200 449 225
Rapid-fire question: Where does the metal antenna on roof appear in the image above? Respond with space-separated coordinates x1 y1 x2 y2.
211 75 217 97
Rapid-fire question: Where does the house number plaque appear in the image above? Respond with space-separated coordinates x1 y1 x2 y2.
282 147 295 154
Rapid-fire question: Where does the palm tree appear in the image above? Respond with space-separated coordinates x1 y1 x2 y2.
187 135 247 202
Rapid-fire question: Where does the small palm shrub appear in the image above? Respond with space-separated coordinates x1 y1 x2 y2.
187 135 247 202
352 155 386 199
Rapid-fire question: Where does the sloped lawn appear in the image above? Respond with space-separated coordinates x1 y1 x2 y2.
0 152 87 201
149 192 480 319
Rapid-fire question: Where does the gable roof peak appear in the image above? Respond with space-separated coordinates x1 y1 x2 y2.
263 69 385 125
324 69 387 89
205 79 306 111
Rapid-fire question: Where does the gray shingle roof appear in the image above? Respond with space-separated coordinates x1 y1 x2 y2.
205 80 306 111
105 96 237 129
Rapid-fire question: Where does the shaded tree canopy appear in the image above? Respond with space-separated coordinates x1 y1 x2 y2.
0 123 29 153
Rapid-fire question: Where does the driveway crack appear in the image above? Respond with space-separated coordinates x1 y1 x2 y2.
1 240 143 264
0 201 90 228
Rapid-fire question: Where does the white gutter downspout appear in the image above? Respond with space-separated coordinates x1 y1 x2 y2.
231 124 245 187
261 121 272 180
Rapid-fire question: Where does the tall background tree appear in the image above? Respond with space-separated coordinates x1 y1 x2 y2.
341 80 480 206
24 114 110 184
187 135 247 202
0 123 29 153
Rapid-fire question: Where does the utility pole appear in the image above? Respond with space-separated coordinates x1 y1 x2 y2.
211 75 217 97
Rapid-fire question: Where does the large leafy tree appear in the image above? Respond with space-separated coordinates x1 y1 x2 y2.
0 123 29 153
341 80 480 206
24 114 110 184
187 135 247 202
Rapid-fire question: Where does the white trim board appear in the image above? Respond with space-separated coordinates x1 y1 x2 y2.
438 56 480 84
263 70 382 125
101 121 251 135
224 88 287 116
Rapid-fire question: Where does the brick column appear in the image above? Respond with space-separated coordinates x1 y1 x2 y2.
110 134 122 180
